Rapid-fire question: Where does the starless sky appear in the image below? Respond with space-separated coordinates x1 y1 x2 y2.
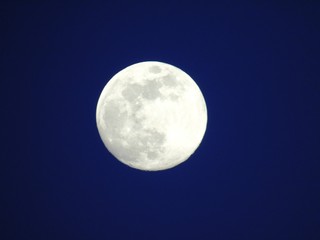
1 1 320 240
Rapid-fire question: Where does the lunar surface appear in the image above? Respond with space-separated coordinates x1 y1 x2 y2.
96 61 207 171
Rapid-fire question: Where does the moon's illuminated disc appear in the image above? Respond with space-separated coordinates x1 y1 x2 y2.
96 61 207 171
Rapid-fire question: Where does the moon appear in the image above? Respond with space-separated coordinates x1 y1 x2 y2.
96 61 207 171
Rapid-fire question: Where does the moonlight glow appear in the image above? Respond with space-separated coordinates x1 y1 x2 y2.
96 61 207 171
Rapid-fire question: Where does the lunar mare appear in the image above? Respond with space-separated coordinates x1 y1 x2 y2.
96 61 207 171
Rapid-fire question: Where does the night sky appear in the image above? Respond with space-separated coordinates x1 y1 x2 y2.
2 1 320 239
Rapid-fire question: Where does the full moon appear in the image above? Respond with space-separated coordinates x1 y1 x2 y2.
96 61 207 171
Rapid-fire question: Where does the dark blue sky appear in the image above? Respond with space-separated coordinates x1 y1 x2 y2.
2 1 320 239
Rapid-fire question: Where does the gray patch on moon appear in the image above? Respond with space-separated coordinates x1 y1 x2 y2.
115 126 166 164
157 73 186 101
102 99 128 136
141 80 163 100
169 93 179 101
121 83 143 102
141 128 165 149
127 128 166 161
161 74 178 87
121 81 163 101
149 65 161 73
